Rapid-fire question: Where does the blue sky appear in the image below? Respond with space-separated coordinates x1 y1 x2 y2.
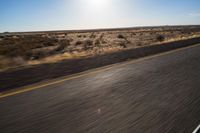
0 0 200 32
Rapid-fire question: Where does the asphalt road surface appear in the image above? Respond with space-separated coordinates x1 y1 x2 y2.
0 44 200 133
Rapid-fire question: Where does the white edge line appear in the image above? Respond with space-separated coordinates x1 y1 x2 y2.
193 124 200 133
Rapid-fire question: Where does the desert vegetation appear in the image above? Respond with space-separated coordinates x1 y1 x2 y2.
0 26 200 70
156 35 165 42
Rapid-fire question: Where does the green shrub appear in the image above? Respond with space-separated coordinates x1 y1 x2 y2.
56 40 70 51
117 34 125 39
83 40 93 50
75 41 82 46
156 35 165 42
90 33 96 38
94 39 101 46
119 42 127 48
77 35 82 38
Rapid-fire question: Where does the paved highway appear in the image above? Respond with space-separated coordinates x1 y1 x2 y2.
0 44 200 133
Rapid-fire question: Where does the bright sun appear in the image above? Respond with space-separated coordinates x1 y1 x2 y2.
85 0 110 9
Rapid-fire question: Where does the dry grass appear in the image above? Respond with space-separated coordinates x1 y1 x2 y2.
0 26 200 70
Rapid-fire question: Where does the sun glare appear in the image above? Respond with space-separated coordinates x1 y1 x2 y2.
85 0 111 9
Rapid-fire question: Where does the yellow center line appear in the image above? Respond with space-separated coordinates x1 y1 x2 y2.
0 43 200 99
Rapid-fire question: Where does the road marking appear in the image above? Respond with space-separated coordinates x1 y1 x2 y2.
193 124 200 133
0 43 200 99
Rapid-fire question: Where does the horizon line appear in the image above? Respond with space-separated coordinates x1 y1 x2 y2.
1 24 200 34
